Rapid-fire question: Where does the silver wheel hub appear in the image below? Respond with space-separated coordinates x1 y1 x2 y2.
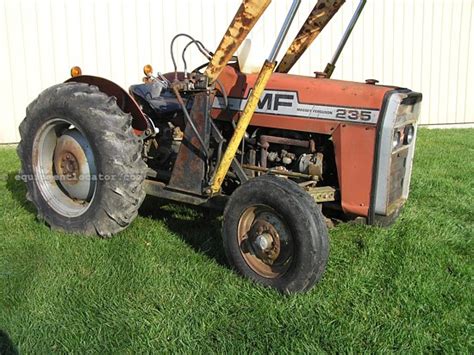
53 130 96 201
32 119 97 218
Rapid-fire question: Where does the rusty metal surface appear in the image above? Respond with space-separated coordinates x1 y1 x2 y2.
237 206 294 278
276 0 345 73
247 219 281 265
259 134 311 168
204 0 271 83
314 71 329 78
388 147 409 206
305 186 336 202
66 75 149 134
144 179 228 210
241 164 316 180
168 92 210 195
53 138 82 186
260 135 310 149
323 62 336 77
308 152 324 176
52 130 96 201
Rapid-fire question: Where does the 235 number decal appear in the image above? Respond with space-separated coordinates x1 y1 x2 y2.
335 109 373 121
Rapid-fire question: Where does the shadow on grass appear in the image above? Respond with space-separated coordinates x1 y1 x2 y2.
0 330 19 355
5 172 36 214
139 196 227 266
5 171 228 267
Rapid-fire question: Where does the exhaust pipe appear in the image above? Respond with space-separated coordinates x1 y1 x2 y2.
324 0 367 78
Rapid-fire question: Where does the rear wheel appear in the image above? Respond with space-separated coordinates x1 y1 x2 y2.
222 175 329 294
17 82 147 236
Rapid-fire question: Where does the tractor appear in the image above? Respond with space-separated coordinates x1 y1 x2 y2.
17 0 422 293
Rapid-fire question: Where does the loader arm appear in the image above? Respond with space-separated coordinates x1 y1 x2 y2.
210 0 302 194
276 0 345 73
204 0 271 84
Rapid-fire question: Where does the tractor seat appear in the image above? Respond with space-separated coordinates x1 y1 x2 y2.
129 82 181 119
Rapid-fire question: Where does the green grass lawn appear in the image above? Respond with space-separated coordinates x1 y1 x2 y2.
0 129 472 353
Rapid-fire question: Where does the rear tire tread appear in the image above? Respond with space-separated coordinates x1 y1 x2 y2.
17 82 147 237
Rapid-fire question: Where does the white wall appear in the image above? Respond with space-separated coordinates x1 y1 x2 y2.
0 0 473 143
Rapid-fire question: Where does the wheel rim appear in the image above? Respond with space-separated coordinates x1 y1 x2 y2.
237 205 294 278
32 118 97 218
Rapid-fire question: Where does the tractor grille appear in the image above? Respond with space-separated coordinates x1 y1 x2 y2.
388 147 409 206
373 91 422 217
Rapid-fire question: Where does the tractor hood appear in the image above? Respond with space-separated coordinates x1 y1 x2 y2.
212 65 397 133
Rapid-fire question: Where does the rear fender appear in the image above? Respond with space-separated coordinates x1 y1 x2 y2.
66 75 150 135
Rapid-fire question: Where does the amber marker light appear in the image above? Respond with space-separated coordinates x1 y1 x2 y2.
143 64 153 77
70 66 82 77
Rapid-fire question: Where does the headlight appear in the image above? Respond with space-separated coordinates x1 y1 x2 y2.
404 125 415 145
392 130 401 149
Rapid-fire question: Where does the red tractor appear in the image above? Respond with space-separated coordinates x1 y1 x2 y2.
17 0 421 293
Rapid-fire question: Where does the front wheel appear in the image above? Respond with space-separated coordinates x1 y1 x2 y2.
222 175 329 294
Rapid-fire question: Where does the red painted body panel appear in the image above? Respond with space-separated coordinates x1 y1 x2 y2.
213 66 395 217
331 124 377 216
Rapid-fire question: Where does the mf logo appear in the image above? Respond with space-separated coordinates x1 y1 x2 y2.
256 91 296 112
212 89 379 124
